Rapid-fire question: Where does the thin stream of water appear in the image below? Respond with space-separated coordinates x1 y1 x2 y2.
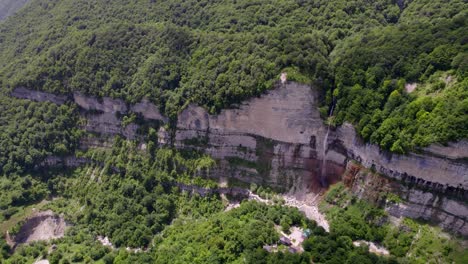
320 104 334 187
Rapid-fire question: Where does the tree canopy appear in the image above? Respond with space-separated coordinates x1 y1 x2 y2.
1 0 466 151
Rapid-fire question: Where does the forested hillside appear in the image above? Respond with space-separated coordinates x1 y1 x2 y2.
0 97 80 175
0 1 467 263
0 0 466 152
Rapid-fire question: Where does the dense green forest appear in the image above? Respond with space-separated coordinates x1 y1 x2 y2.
1 137 467 263
0 0 466 151
321 183 468 263
0 96 80 174
0 139 398 263
0 0 467 263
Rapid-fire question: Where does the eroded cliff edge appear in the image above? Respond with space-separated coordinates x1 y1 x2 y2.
10 82 468 235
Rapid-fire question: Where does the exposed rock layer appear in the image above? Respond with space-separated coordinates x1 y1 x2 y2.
343 162 468 236
11 87 68 105
9 84 468 235
163 82 345 194
334 124 467 197
10 85 468 193
7 210 66 249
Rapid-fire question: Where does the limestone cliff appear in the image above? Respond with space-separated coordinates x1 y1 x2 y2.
333 124 467 197
9 83 468 235
343 162 468 236
160 82 345 194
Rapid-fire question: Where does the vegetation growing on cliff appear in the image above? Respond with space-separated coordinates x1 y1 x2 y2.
1 139 467 263
321 183 468 263
0 1 467 263
0 0 466 150
0 140 391 263
0 96 81 175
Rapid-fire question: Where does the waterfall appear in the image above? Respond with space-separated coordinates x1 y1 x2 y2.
320 104 334 187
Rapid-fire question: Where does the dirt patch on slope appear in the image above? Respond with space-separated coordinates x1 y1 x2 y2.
405 83 417 93
8 210 66 248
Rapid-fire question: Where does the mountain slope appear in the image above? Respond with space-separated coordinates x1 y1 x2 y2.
0 0 466 152
0 1 467 263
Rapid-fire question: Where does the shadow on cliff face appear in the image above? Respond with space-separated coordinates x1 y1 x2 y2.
298 157 345 194
322 160 346 188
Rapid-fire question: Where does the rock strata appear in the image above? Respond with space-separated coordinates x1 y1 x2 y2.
163 82 344 193
334 124 468 198
344 162 468 236
9 83 468 235
11 87 68 105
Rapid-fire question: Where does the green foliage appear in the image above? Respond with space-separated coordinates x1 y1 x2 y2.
154 201 392 264
322 183 468 263
0 1 467 262
281 67 311 84
0 96 81 174
326 198 388 242
48 143 223 249
330 0 468 151
1 0 465 150
0 0 405 115
0 175 49 220
154 202 280 263
0 237 10 261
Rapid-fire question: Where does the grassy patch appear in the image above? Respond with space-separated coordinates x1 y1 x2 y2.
0 200 49 235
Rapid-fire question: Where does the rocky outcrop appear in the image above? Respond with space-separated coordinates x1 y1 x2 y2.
164 82 467 197
343 162 468 236
159 82 345 193
131 99 168 122
9 83 468 235
79 137 115 149
73 92 128 113
423 140 468 160
40 156 91 168
82 112 139 139
334 124 467 197
10 87 166 139
174 183 249 198
11 85 467 195
11 87 68 105
7 210 66 249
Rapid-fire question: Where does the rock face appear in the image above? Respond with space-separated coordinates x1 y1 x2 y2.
73 92 128 113
9 83 468 235
334 124 467 197
82 112 139 140
131 99 169 122
343 162 468 236
423 140 468 160
11 87 68 105
166 82 467 197
40 156 91 168
11 88 166 140
163 82 345 194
